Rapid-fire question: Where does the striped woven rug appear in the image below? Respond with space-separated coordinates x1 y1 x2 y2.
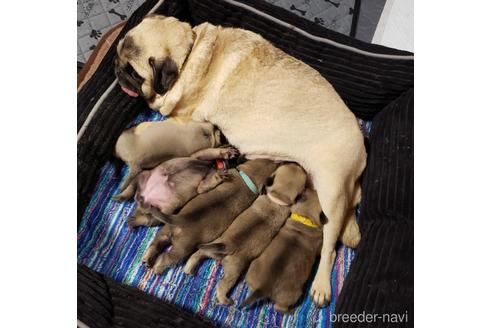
77 109 371 328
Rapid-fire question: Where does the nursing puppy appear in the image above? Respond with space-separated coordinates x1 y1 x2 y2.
143 159 279 274
127 147 238 228
183 163 307 305
115 15 366 305
113 119 222 199
242 188 324 313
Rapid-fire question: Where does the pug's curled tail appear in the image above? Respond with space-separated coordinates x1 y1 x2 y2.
240 289 264 308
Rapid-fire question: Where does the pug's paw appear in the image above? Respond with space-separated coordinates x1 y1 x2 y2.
309 270 331 307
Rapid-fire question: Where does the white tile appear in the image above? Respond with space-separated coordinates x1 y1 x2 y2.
77 1 89 20
77 19 91 38
89 12 111 31
78 54 86 63
373 0 414 52
108 7 127 25
79 34 97 53
84 50 94 61
102 0 124 11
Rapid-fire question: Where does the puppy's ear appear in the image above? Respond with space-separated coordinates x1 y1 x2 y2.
260 185 267 195
319 212 328 225
295 191 307 203
236 155 247 165
149 56 178 94
265 175 275 187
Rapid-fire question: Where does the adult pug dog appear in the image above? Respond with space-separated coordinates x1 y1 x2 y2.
114 15 366 307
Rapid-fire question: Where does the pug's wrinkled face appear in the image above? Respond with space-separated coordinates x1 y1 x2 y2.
114 15 194 112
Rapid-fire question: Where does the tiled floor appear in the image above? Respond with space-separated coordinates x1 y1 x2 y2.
265 0 357 36
77 0 413 63
77 0 362 63
77 0 145 62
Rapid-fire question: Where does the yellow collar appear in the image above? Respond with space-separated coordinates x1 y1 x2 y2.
290 213 319 228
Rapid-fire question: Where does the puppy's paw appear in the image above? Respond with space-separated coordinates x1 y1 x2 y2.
127 217 140 229
112 193 128 202
183 262 196 276
274 303 290 314
218 170 232 180
220 147 239 159
309 272 331 307
142 248 158 267
152 265 165 276
152 255 169 275
216 294 233 306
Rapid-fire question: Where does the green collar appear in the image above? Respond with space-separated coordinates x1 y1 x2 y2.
239 170 259 195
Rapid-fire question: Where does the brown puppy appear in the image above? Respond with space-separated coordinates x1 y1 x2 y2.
143 159 279 275
242 188 324 313
183 163 307 305
115 15 366 305
127 147 237 228
113 119 221 199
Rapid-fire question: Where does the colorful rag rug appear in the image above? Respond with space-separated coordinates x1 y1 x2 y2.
77 109 371 328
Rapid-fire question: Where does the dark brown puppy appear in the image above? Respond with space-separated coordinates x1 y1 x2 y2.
242 188 324 313
113 119 222 199
144 159 279 275
183 163 307 305
127 147 237 228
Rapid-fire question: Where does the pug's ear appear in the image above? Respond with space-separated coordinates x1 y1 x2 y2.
149 56 178 94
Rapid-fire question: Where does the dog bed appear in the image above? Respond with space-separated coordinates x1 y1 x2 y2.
78 109 366 328
77 0 413 327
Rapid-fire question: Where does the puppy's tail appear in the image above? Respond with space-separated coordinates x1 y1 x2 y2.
149 207 180 225
240 289 264 308
199 242 230 256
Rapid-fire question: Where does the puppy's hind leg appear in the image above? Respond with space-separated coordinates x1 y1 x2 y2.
127 207 162 228
113 175 138 201
183 249 207 275
273 303 290 314
216 257 245 305
117 165 141 195
142 225 172 267
152 241 194 275
184 242 229 274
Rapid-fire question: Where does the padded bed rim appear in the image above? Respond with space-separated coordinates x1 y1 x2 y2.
222 0 413 60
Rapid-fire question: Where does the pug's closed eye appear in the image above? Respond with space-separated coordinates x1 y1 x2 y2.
125 64 144 84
